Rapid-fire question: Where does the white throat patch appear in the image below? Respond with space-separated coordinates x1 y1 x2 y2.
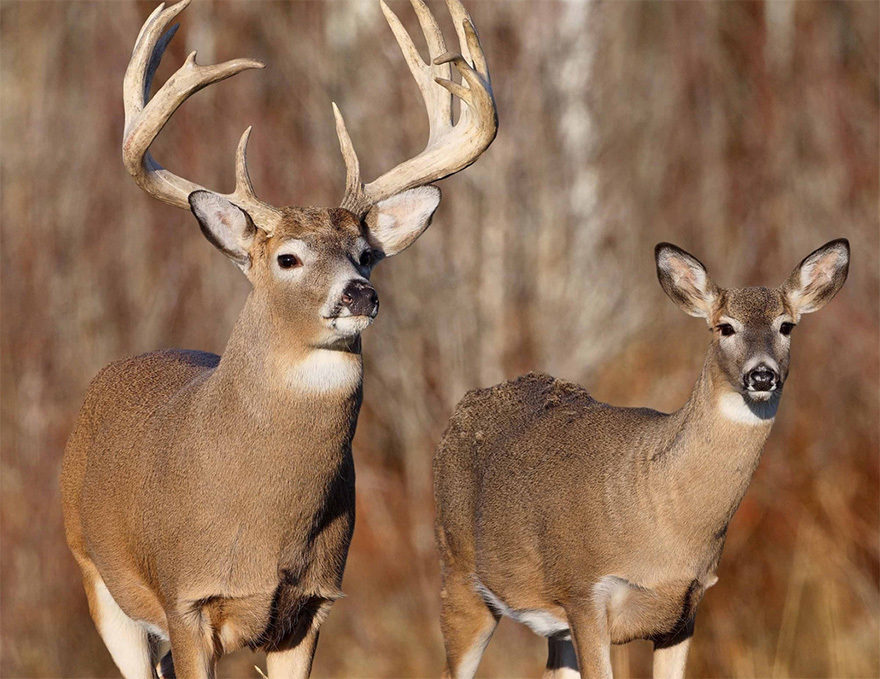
283 349 362 395
718 391 779 426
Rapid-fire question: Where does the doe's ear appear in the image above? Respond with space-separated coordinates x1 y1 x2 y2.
189 191 256 271
655 243 719 319
781 238 849 317
363 186 441 257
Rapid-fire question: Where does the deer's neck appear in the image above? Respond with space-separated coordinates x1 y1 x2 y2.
205 292 364 430
656 353 779 541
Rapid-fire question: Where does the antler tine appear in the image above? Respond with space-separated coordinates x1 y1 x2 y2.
340 0 497 213
124 1 187 132
444 0 488 81
232 127 259 203
144 22 180 104
379 0 454 145
332 103 364 213
123 0 282 231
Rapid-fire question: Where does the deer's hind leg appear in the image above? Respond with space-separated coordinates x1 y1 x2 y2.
439 570 499 679
80 563 158 679
544 637 580 679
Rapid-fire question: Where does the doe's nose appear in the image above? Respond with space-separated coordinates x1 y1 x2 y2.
745 364 779 392
341 280 378 317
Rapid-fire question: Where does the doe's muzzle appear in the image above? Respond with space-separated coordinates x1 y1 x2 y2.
744 363 779 392
341 280 378 318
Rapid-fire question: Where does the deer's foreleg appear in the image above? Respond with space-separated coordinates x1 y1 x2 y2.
78 558 158 679
165 607 219 679
651 618 694 679
565 605 613 679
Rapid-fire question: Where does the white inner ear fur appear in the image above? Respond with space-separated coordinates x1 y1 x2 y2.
788 246 847 314
667 254 710 294
799 249 841 287
366 186 441 257
189 191 255 271
658 249 717 318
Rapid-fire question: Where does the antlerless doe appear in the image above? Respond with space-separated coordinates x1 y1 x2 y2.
433 239 849 679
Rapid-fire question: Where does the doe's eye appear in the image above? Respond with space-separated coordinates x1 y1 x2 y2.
359 250 374 268
717 323 735 337
277 254 301 269
780 322 795 336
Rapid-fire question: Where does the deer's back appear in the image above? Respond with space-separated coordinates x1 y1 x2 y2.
434 372 669 599
435 373 597 562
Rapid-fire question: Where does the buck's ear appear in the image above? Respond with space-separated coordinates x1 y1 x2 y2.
363 186 441 257
189 191 257 271
655 243 719 320
782 238 849 317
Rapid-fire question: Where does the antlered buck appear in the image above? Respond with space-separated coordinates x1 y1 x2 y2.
434 240 849 679
60 1 495 677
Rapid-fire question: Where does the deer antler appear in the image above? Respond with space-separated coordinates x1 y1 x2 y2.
122 0 282 232
334 0 497 215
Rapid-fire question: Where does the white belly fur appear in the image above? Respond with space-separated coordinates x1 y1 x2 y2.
474 579 570 639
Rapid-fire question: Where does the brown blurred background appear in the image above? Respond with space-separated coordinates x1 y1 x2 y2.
1 1 877 677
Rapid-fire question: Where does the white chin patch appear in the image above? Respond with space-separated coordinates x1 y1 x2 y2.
747 390 775 403
328 315 374 337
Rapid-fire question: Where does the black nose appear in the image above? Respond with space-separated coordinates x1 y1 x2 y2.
340 280 378 317
745 364 779 392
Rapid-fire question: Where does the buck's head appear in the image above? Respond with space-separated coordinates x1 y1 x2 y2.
656 240 849 403
187 189 443 346
123 0 496 348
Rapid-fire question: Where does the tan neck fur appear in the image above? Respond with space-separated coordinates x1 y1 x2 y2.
657 352 778 541
207 291 364 416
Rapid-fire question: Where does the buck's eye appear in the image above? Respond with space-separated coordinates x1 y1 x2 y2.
359 250 374 268
717 323 735 337
277 254 301 269
780 322 795 336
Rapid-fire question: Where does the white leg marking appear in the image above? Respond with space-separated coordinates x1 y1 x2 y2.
454 626 495 679
266 645 314 679
92 579 155 679
653 638 691 679
545 664 581 679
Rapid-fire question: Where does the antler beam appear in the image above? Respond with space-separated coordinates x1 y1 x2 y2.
122 0 282 232
335 0 497 214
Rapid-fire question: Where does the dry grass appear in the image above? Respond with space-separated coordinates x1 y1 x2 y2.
1 1 877 677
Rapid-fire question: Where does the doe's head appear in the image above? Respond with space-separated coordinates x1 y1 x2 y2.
656 239 850 402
